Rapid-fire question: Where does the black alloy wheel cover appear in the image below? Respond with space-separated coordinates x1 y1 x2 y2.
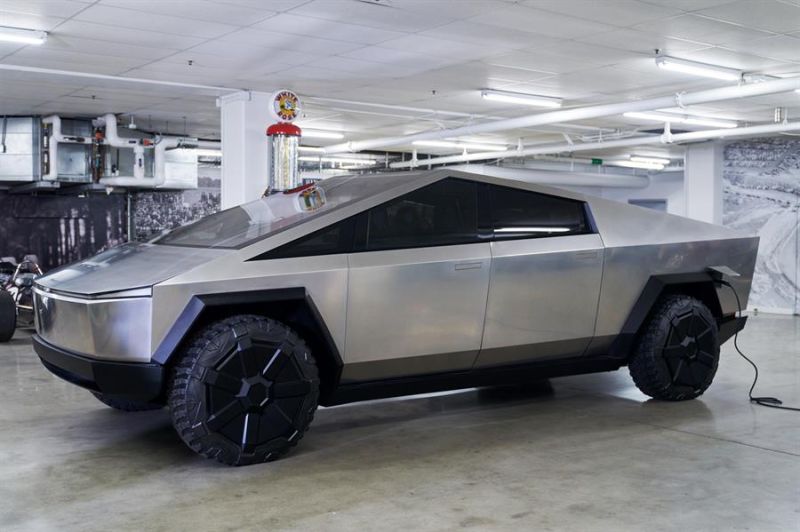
192 322 318 459
659 308 717 394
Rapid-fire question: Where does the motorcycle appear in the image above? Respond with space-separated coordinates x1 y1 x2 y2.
0 258 43 342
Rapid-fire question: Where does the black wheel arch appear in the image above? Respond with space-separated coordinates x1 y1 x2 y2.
610 272 728 360
153 288 343 403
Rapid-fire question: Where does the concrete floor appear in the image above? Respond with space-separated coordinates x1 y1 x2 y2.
0 314 797 532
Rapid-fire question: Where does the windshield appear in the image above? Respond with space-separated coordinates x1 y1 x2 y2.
152 174 407 249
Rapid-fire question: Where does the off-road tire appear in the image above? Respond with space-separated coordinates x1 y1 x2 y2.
0 291 16 343
168 315 319 466
629 295 720 401
92 392 163 411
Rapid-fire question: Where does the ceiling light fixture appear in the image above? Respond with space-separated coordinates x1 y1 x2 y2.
481 89 563 108
298 146 325 153
630 155 670 165
607 160 665 171
655 54 741 81
193 148 222 157
301 129 344 140
624 111 738 129
0 26 48 45
412 140 508 152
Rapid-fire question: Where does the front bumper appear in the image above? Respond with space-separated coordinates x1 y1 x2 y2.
33 334 165 403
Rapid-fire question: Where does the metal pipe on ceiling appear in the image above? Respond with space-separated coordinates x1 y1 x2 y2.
325 76 800 154
389 120 800 169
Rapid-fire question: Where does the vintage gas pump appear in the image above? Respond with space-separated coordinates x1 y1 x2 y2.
266 90 302 193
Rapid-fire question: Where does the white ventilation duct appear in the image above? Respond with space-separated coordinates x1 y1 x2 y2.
324 76 800 154
41 115 93 181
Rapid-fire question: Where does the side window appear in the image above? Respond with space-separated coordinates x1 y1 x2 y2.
365 178 479 251
489 184 591 238
254 218 355 260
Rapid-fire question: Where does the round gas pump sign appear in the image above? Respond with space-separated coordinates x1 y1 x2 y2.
270 90 301 122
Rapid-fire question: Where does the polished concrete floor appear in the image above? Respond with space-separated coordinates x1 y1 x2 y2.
0 314 798 532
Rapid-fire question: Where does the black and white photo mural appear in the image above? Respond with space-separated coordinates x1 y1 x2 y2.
724 137 800 314
0 194 127 272
132 166 221 242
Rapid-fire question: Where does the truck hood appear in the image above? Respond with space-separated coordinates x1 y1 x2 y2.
36 243 228 296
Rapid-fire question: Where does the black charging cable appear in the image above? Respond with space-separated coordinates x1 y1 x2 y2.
719 280 800 412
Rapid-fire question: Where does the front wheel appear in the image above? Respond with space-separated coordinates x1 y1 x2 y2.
168 315 319 466
629 295 720 401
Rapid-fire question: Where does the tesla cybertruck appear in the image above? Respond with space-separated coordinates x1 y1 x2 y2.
30 170 758 466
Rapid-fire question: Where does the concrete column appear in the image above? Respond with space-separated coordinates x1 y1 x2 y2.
218 91 272 209
683 141 724 224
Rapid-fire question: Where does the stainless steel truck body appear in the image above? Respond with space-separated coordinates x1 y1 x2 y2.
30 170 758 465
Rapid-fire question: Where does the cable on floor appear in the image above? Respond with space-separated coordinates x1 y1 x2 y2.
719 280 800 412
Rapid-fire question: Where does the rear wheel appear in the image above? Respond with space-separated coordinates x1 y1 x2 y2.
629 295 719 401
0 291 16 343
92 392 163 411
168 315 319 466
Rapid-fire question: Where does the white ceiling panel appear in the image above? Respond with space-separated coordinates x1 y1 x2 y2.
523 0 682 27
215 28 364 56
483 50 600 75
376 34 506 60
97 0 276 25
638 0 737 9
251 13 406 45
0 10 66 31
0 0 89 19
696 0 800 33
74 4 239 39
418 20 563 50
473 4 617 39
680 47 791 71
631 14 775 47
287 0 462 32
743 35 800 63
575 28 712 55
44 35 179 61
53 20 207 49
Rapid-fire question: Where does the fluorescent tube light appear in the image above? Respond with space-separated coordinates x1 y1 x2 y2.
301 129 344 139
481 89 562 108
655 55 741 81
0 26 47 45
194 148 222 157
298 146 325 153
630 156 670 165
413 140 508 152
607 160 665 171
624 111 738 129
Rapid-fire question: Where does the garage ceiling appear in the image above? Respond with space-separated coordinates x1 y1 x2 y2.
2 0 800 151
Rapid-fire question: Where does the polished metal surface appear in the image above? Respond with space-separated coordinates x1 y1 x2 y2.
33 169 759 376
36 242 227 296
344 243 491 379
151 253 349 357
33 287 152 362
477 233 604 367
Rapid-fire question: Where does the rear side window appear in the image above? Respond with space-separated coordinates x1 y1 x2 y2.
364 178 479 251
489 184 591 238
